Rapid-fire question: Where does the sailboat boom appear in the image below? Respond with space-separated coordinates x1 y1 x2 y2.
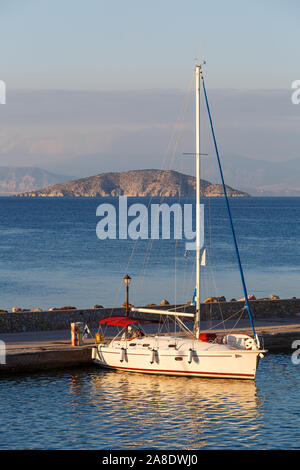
131 307 194 318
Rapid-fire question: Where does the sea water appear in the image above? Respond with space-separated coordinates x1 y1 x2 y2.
0 196 299 310
0 354 299 450
0 196 300 449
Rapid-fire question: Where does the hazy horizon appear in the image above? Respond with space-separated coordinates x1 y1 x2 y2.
0 0 299 190
0 87 298 178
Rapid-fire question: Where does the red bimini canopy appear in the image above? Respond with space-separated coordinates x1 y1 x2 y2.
99 316 147 327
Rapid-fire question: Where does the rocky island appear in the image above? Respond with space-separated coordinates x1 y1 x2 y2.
17 169 249 198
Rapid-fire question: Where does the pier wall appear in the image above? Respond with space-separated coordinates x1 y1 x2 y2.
2 347 93 373
0 298 300 334
0 307 123 333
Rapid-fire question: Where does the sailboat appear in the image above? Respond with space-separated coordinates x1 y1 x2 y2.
92 65 266 380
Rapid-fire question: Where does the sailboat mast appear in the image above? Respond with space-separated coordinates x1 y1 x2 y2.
194 64 202 338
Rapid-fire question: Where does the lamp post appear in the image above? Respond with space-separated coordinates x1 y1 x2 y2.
123 274 131 317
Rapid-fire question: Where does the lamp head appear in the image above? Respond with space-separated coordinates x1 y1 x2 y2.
123 274 131 286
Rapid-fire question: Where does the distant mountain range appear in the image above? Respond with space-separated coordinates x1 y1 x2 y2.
43 154 300 197
0 167 72 195
2 154 300 197
201 155 300 196
16 169 249 198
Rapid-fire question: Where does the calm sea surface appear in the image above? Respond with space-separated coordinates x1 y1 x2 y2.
0 196 299 310
0 196 300 449
0 356 299 450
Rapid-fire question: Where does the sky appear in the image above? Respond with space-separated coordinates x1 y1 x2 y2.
0 0 299 176
0 0 298 90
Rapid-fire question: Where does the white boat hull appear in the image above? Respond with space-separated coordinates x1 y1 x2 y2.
92 335 263 380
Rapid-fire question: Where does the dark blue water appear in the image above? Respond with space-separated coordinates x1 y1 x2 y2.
0 354 299 450
0 196 299 311
1 196 300 450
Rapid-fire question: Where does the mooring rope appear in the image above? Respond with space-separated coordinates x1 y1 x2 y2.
264 355 298 384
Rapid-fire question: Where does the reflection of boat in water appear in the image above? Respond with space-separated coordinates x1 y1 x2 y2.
91 369 259 410
92 64 266 380
89 370 262 448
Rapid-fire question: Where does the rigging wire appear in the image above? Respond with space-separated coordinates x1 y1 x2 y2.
101 75 194 330
202 74 257 339
98 74 195 337
134 73 194 308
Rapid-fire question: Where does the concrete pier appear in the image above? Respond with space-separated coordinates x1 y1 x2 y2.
1 318 300 374
0 330 94 373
